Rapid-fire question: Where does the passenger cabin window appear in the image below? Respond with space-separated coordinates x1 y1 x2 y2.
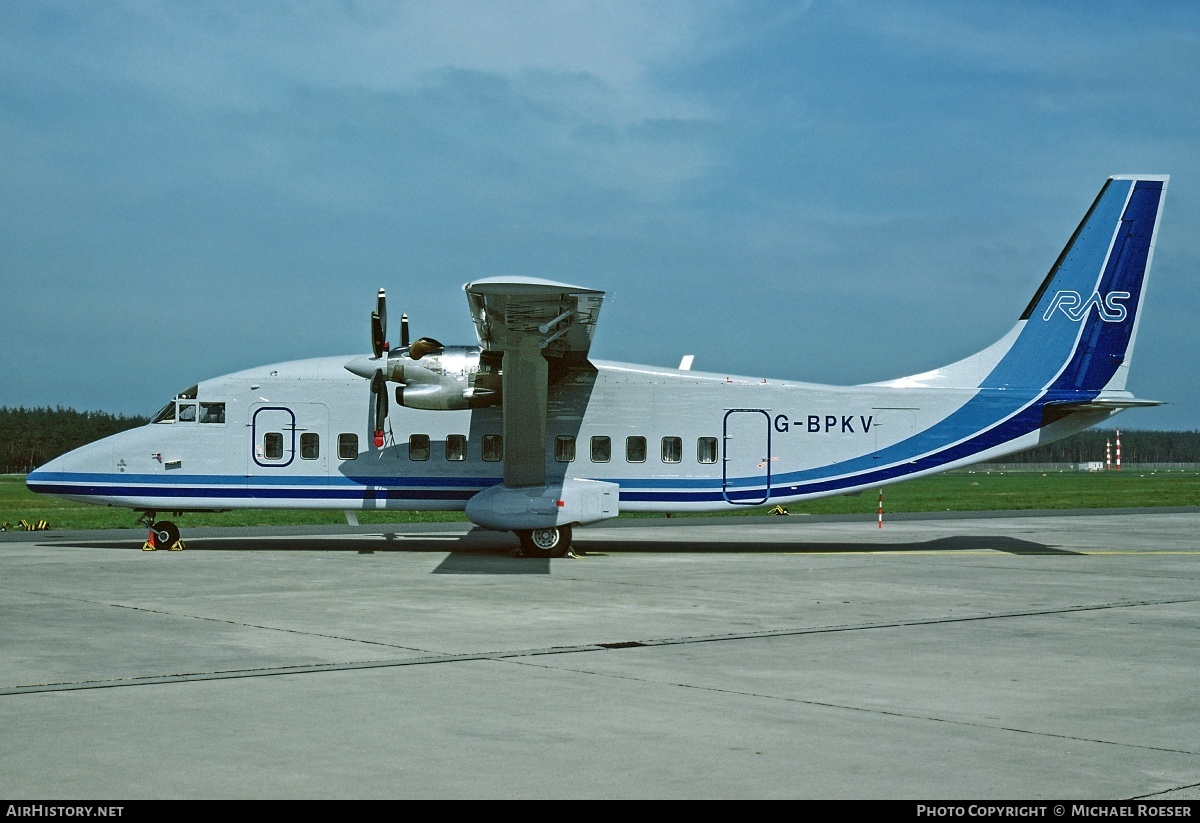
554 436 575 462
300 433 319 460
409 434 430 461
482 435 503 462
338 433 359 460
661 437 682 464
446 434 466 461
590 436 611 463
626 436 647 463
697 437 718 464
263 432 284 460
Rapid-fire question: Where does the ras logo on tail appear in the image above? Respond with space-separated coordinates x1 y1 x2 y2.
1042 290 1131 323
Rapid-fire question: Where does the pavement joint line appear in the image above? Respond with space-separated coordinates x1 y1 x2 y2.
0 587 442 654
513 657 1200 758
1132 781 1200 800
4 595 1195 697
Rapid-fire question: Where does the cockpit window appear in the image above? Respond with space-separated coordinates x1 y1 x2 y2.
199 402 225 423
178 403 197 423
151 385 201 424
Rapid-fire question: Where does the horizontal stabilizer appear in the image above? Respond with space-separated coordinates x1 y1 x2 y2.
1045 394 1163 411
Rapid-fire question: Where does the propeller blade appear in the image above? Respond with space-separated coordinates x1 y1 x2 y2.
371 369 388 447
375 389 388 430
371 312 385 358
401 313 410 348
376 288 387 345
370 288 388 358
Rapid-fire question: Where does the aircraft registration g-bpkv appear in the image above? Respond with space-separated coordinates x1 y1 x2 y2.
28 175 1169 556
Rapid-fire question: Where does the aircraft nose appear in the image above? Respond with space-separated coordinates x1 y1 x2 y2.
25 451 71 495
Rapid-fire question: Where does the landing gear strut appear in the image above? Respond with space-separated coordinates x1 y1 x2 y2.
515 525 573 558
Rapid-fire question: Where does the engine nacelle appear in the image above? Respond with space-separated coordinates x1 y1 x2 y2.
386 346 502 411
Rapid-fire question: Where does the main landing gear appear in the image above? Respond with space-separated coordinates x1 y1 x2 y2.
515 525 574 558
138 512 185 551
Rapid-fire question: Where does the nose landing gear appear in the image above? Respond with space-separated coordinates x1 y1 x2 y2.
138 512 185 551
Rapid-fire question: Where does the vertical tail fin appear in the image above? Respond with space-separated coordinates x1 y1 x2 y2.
855 176 1167 478
982 174 1168 394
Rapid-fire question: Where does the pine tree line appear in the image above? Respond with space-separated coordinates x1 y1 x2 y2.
1003 428 1200 464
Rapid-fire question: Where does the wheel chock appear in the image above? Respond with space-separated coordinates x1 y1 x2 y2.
168 539 185 551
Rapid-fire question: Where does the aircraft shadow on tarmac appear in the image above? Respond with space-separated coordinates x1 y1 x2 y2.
46 531 1074 577
572 535 1075 556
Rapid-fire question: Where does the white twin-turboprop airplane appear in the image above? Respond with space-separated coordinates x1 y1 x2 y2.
28 175 1169 555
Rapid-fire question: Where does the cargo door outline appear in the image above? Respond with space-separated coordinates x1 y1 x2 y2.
251 406 297 468
722 409 771 505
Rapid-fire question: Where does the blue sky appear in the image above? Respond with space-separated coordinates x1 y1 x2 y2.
3 1 1198 430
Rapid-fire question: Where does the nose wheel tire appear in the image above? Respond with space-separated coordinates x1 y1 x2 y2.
516 525 573 558
152 520 180 550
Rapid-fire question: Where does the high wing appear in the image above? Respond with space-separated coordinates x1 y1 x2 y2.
463 277 605 488
466 277 605 361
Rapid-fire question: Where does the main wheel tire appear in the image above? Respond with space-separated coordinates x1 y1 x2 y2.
516 525 573 558
153 520 180 549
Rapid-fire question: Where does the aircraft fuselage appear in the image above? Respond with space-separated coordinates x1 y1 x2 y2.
31 354 1109 514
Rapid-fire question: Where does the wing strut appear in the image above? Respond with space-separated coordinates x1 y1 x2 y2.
501 338 549 488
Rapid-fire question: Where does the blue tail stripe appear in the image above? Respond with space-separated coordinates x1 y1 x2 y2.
1055 179 1162 391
